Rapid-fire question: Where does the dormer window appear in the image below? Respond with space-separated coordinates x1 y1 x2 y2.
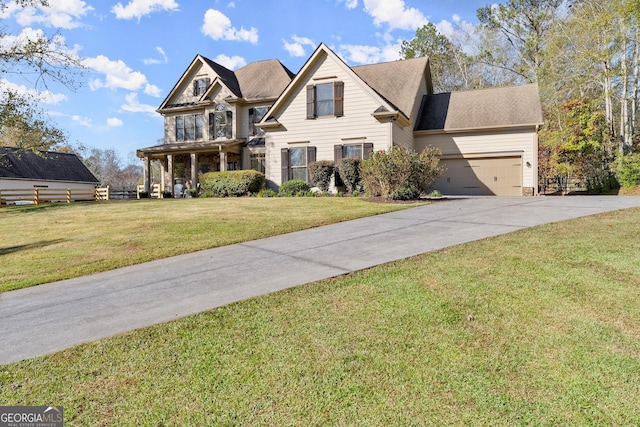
306 81 344 119
193 78 210 96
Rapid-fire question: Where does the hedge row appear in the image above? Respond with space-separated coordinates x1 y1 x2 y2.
199 170 265 197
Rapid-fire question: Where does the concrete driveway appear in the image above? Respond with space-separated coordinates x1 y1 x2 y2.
2 196 640 364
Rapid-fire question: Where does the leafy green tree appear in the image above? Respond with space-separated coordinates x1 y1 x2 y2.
0 0 83 155
0 90 67 151
401 23 473 92
477 0 564 83
539 98 614 192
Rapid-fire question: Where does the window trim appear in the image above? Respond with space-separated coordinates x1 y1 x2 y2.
249 151 266 173
281 146 316 183
249 106 268 136
209 103 233 140
306 81 344 119
193 78 210 96
175 113 204 142
334 142 374 161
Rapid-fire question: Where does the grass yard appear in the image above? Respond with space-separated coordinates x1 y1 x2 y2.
0 197 414 292
1 206 639 425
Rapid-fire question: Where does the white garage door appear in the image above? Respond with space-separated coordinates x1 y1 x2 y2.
431 157 523 196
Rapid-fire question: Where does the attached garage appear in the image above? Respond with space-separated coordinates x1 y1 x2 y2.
432 156 522 196
414 84 543 196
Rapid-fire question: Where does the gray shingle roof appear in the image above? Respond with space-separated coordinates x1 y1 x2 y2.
353 56 430 119
0 148 99 183
416 83 543 131
234 59 295 101
200 56 242 97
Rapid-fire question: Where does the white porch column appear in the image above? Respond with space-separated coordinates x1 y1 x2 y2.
190 152 198 189
219 150 227 172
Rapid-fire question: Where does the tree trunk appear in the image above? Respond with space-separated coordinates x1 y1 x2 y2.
632 29 639 143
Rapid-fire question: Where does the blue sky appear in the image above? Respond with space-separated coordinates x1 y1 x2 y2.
0 0 491 162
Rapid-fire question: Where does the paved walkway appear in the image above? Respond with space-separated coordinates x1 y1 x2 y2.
2 196 640 364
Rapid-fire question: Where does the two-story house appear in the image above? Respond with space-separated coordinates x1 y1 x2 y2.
138 43 543 196
137 55 294 195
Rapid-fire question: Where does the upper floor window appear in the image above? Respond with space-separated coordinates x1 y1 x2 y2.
193 78 210 96
306 81 344 119
209 103 232 140
249 106 268 135
175 114 203 141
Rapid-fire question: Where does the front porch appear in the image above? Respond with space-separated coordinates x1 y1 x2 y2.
136 140 243 197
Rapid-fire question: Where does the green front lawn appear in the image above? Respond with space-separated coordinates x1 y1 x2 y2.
1 206 639 425
0 197 414 292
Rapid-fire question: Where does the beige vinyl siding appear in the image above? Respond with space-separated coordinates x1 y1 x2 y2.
267 55 393 185
167 63 213 105
393 122 414 150
415 127 537 191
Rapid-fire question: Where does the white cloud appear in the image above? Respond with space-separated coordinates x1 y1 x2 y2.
339 43 402 64
112 0 179 20
213 54 246 70
362 0 427 31
282 36 315 58
144 83 162 97
341 0 358 9
201 9 258 44
72 115 92 127
107 117 124 127
227 2 236 8
82 55 148 91
121 92 157 115
0 78 67 104
143 46 168 65
7 0 93 29
436 17 475 40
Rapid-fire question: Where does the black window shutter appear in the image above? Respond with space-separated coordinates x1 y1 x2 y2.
248 108 255 135
225 110 233 139
205 78 210 91
306 85 315 119
363 142 374 159
306 146 317 183
209 112 215 140
334 144 343 163
193 81 198 96
334 81 344 117
281 148 289 183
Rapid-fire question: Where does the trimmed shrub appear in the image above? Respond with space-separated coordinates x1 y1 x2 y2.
337 158 362 193
199 170 265 197
613 153 640 188
278 179 310 196
308 160 335 192
361 146 443 200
